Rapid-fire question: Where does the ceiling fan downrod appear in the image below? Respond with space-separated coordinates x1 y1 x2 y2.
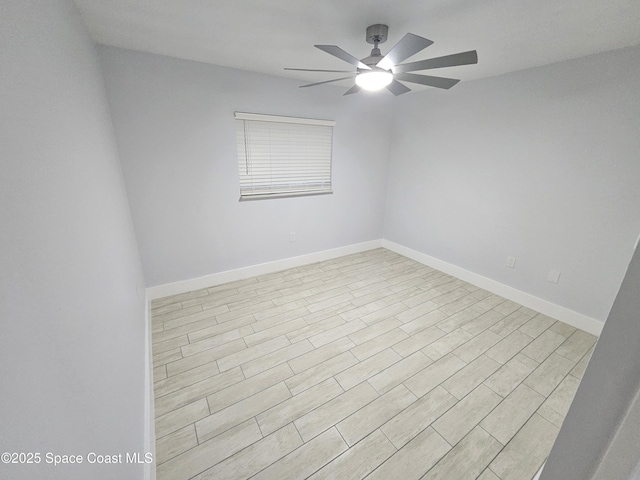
366 24 388 60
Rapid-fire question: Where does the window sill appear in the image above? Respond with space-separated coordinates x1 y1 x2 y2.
239 190 333 201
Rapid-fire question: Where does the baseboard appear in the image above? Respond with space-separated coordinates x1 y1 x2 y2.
382 240 603 337
143 292 156 480
145 237 602 336
146 239 384 300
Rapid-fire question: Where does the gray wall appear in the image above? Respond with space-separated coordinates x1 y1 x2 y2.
98 46 393 288
0 1 147 479
541 242 640 480
384 46 640 321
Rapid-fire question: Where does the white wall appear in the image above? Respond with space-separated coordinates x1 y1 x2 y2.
99 44 640 323
541 241 640 480
0 2 147 479
98 46 393 288
384 46 640 321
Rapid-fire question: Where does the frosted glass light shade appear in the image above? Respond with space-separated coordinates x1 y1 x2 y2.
355 70 393 91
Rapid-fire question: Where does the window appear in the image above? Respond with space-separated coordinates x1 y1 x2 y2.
235 112 335 200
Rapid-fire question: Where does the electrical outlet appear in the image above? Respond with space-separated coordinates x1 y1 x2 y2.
548 269 561 284
506 256 516 268
290 232 296 242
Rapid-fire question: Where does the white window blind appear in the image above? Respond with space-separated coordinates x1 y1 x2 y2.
235 112 335 200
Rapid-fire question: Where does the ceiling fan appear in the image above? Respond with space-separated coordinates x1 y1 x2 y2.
285 24 478 96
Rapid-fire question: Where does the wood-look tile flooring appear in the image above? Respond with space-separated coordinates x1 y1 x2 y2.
150 248 597 480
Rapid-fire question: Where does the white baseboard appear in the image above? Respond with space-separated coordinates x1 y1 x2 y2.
145 237 602 336
146 240 383 300
382 240 603 336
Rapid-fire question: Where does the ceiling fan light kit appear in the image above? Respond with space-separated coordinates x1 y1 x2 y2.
286 24 478 96
355 69 393 91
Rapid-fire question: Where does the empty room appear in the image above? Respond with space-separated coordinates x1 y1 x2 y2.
2 1 640 479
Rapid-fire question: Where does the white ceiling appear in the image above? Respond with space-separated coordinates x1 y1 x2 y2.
74 0 640 90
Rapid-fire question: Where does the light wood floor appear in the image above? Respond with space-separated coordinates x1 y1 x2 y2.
150 248 596 480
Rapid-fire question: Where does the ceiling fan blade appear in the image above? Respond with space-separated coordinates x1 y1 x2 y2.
299 75 357 88
393 50 478 74
343 85 361 96
385 80 412 96
285 68 354 73
315 45 371 70
376 33 434 70
394 73 460 89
